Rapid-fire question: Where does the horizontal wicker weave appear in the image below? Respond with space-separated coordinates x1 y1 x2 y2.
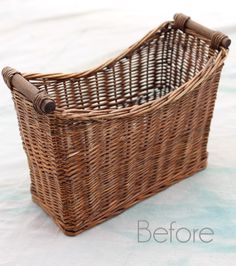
2 14 231 235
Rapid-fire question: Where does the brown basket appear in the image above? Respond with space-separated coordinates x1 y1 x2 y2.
2 14 231 236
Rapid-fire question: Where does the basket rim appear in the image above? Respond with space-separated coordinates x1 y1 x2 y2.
54 50 226 121
20 21 228 120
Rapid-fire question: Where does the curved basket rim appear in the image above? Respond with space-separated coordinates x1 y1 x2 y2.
54 49 226 120
20 21 227 120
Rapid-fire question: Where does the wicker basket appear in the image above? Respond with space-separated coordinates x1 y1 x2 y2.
2 14 231 236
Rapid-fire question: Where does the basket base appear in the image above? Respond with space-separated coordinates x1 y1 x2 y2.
32 158 207 236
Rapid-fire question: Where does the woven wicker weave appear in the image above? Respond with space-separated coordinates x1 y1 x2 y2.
2 14 231 235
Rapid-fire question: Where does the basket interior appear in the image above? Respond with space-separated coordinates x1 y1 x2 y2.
30 25 217 111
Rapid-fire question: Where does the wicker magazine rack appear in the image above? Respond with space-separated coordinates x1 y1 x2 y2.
2 14 231 235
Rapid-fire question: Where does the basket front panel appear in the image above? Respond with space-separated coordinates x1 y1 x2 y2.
11 60 223 234
54 63 223 234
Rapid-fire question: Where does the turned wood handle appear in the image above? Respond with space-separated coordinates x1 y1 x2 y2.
2 67 55 114
173 13 231 49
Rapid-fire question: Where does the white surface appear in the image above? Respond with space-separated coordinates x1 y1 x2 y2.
0 1 236 265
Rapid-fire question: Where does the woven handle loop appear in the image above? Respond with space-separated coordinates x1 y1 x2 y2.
173 13 231 49
2 67 55 114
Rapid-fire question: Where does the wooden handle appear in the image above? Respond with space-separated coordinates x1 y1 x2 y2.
2 67 55 114
173 13 231 49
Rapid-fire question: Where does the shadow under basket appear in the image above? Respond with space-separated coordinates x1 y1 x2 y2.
2 13 231 236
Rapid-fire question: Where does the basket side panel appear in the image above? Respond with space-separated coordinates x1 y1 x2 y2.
11 93 68 225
